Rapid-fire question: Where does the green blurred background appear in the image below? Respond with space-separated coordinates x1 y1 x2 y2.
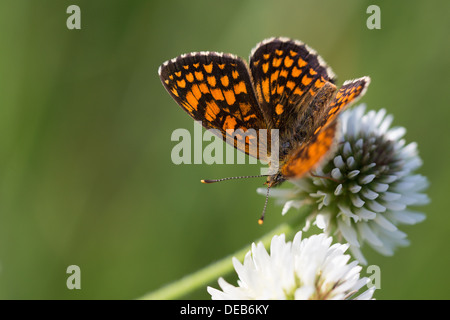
0 0 448 299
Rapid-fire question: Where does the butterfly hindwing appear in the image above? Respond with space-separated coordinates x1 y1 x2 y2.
281 121 338 178
281 76 371 178
159 52 270 159
249 37 336 133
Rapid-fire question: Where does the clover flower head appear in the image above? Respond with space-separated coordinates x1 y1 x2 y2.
259 105 429 264
207 232 375 300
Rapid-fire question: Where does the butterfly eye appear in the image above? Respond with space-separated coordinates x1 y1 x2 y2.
282 141 291 149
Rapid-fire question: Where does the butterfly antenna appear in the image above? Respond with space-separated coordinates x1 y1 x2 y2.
201 174 271 225
201 174 267 184
258 185 271 225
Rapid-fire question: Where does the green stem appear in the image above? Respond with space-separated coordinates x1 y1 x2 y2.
139 206 312 300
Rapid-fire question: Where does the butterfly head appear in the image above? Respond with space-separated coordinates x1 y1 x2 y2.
265 172 286 188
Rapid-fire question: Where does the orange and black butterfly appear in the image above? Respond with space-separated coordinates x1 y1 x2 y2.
158 37 370 223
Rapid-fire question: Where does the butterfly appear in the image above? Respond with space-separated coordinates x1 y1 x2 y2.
158 37 370 223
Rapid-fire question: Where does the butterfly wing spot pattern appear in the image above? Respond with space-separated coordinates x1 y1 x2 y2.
159 51 268 159
159 37 370 223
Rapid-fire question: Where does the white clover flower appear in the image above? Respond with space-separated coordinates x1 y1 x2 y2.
207 232 375 300
258 105 429 264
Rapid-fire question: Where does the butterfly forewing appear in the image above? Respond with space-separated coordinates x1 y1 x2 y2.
308 76 371 138
249 38 336 134
159 52 270 159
